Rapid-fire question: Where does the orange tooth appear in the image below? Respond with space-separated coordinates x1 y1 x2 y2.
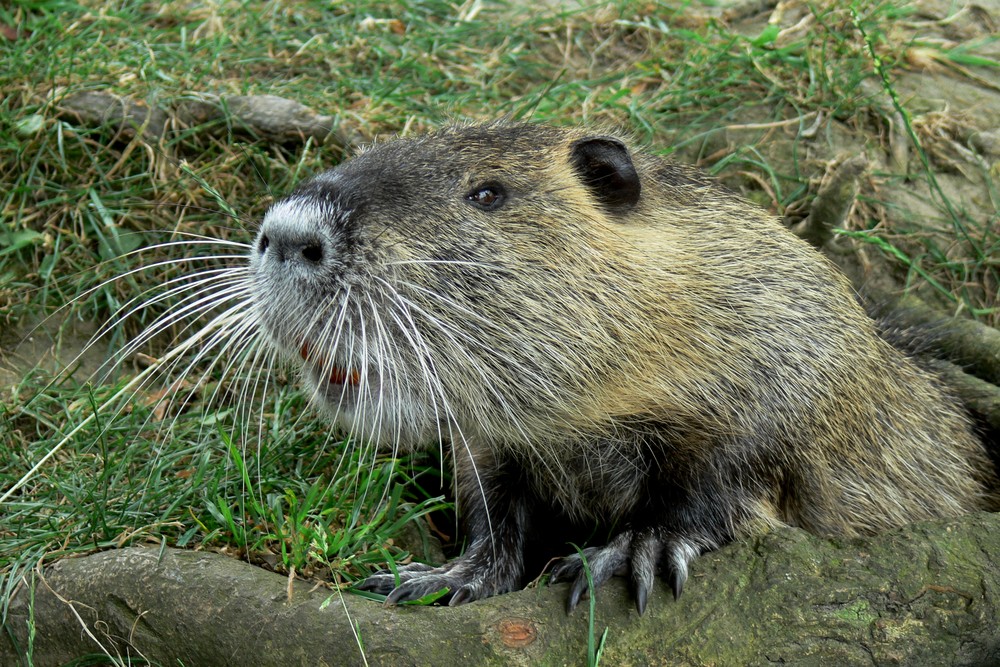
330 367 361 386
300 340 357 386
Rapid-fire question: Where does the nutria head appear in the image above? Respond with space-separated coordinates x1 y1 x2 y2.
248 122 866 466
249 122 722 451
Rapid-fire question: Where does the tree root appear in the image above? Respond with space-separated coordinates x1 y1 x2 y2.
5 521 1000 666
54 89 353 149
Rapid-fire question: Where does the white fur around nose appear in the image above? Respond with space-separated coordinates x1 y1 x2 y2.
262 198 326 236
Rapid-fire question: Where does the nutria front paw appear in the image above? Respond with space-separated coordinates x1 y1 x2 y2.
356 558 516 606
355 561 435 594
549 529 706 615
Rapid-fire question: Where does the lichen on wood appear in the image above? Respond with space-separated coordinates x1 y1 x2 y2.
4 515 1000 666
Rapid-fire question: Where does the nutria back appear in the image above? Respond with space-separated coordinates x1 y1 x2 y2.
250 121 998 611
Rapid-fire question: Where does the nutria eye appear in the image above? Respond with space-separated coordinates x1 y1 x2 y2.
465 184 506 211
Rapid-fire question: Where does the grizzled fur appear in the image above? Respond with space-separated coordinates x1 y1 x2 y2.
249 122 999 614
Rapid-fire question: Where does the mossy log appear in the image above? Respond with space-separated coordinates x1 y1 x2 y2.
4 515 1000 666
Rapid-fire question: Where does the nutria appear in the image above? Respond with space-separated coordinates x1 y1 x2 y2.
249 121 999 614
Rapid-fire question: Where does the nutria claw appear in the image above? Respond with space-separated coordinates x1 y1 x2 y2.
354 562 440 599
355 562 435 595
550 531 703 615
356 557 515 607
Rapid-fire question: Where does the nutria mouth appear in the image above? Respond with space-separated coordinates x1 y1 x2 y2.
298 340 360 387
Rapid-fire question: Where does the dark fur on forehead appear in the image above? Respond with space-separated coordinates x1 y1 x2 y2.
353 119 632 158
369 120 569 166
288 174 342 203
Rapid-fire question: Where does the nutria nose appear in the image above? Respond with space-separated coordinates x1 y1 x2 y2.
257 228 325 266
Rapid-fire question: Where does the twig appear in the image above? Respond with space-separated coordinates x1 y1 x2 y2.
790 154 868 249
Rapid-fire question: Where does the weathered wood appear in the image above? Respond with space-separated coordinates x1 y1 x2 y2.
173 93 343 145
790 153 869 249
56 90 168 141
55 90 351 148
4 515 1000 666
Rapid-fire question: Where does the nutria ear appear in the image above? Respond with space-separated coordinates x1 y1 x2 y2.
569 137 642 213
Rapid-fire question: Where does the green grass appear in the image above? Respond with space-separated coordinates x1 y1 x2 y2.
1 0 998 661
1 374 447 576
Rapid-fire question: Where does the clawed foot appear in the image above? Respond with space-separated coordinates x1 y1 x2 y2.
356 530 709 614
355 556 516 606
549 529 707 615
